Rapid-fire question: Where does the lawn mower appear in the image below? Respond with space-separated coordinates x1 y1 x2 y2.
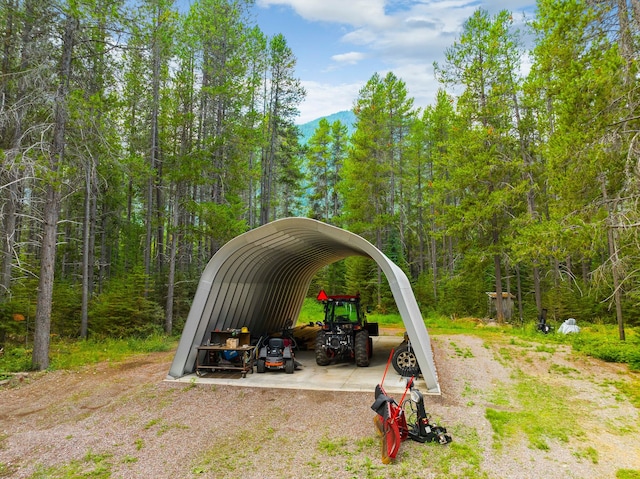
255 321 297 374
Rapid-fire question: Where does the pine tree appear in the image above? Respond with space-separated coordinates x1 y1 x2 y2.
434 9 527 321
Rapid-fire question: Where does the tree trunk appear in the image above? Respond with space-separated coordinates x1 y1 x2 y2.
80 164 94 339
492 216 504 322
0 178 17 300
33 185 61 369
533 265 542 313
515 264 523 323
494 253 504 322
32 12 77 370
165 183 181 336
600 177 625 341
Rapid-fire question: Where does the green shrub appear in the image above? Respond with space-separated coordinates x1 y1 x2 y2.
89 290 164 337
0 347 32 374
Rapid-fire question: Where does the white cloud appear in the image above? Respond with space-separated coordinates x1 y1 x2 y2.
296 80 363 123
330 51 366 65
263 1 537 122
257 0 390 27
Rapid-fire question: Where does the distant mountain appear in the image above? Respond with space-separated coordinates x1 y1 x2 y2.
297 110 356 145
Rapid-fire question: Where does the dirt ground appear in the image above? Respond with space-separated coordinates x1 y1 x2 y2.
1 333 639 478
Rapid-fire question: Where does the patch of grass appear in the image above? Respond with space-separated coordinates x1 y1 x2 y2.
0 334 177 375
535 344 556 354
29 450 113 479
343 455 386 479
48 334 176 370
414 425 487 478
617 470 640 479
134 438 144 451
450 341 474 358
317 435 350 456
425 314 487 334
297 297 325 324
0 461 16 477
144 418 161 429
461 381 482 405
191 412 280 475
496 347 512 363
573 446 598 464
548 363 580 376
144 418 189 436
182 377 197 391
509 338 532 348
485 371 581 450
367 311 403 327
611 378 640 409
518 324 640 370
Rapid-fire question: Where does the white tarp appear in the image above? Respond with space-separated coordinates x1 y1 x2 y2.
558 318 580 334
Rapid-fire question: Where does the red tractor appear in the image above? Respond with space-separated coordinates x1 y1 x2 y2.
314 290 378 367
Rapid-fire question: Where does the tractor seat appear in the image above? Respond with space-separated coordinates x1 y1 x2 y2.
268 337 285 349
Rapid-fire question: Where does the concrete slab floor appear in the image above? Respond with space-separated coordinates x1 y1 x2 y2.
165 335 435 395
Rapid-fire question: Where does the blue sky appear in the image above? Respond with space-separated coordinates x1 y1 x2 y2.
253 0 537 123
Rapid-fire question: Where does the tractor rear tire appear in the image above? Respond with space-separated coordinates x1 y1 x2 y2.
355 330 370 367
256 358 266 373
315 332 330 366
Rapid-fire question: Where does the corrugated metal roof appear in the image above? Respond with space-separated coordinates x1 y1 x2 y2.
167 217 439 392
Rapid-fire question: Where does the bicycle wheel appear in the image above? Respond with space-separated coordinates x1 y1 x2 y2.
381 417 401 464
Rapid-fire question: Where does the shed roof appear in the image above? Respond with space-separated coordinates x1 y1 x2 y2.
167 217 439 393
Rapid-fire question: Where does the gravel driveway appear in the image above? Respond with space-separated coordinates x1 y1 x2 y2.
1 332 639 478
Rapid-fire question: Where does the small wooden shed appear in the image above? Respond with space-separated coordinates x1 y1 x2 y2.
486 292 516 321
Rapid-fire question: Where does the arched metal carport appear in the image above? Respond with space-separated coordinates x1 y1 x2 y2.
167 217 440 393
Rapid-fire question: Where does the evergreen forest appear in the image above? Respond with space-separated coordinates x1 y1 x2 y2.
1 0 639 369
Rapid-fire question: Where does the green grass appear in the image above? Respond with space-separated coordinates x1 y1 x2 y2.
317 436 350 456
548 363 580 376
512 323 640 370
191 406 280 475
49 334 176 370
617 470 640 479
0 334 177 374
610 378 640 409
485 369 581 450
144 418 189 437
573 446 599 464
297 298 325 324
296 297 405 327
449 340 474 358
414 425 488 478
28 450 113 479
